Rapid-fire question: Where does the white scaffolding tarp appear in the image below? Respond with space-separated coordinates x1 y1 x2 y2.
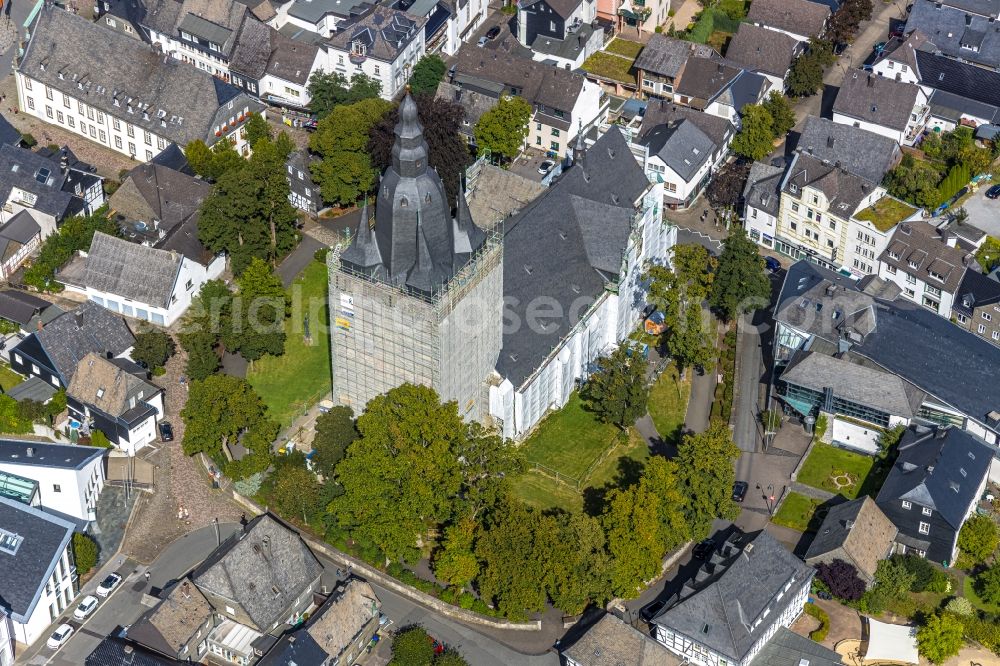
865 618 919 664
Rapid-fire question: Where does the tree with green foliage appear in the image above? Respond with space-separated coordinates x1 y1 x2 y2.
409 54 447 95
762 92 796 138
24 208 118 291
646 245 717 370
312 406 359 478
178 280 232 379
72 532 99 574
268 464 324 522
452 422 525 519
307 71 383 119
432 515 479 589
198 135 299 274
310 98 394 206
181 374 277 478
542 512 613 614
958 514 999 564
975 235 1000 272
731 104 774 161
89 429 112 448
473 96 532 161
861 556 917 614
244 113 272 148
675 422 740 537
433 651 469 666
132 330 176 371
787 41 835 97
184 138 245 182
330 384 465 562
180 330 220 380
884 155 945 208
975 563 1000 605
474 498 549 619
602 476 666 596
917 612 965 664
583 343 649 429
938 163 970 204
0 395 33 434
225 257 288 365
389 626 435 666
710 228 771 321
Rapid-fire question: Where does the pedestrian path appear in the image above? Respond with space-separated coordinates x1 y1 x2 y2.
790 481 836 501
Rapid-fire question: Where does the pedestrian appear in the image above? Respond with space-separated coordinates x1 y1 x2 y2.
118 556 124 567
144 571 150 583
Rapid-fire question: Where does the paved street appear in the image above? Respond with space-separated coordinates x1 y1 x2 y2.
960 185 1000 238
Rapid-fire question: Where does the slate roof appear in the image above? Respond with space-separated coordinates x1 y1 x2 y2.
652 530 814 663
497 128 648 386
0 144 76 219
833 71 921 132
905 0 1000 69
18 7 264 148
83 232 182 309
68 352 159 420
520 0 580 18
263 27 319 87
743 161 784 217
0 496 74 622
452 48 585 114
85 637 181 666
781 350 921 417
881 28 933 74
0 439 105 470
880 221 971 296
675 56 742 102
796 116 902 183
721 69 769 112
914 49 1000 109
725 23 799 78
0 115 20 147
127 579 211 657
804 497 898 581
149 143 194 175
286 0 371 24
633 34 716 78
639 98 735 146
191 514 323 631
229 16 273 80
641 118 715 182
938 0 1000 14
0 211 40 262
748 627 843 666
954 268 1000 317
562 613 682 666
746 0 831 38
0 290 54 327
783 152 878 218
327 7 425 63
928 89 1000 125
436 81 496 130
877 426 992 529
30 301 135 384
5 376 57 404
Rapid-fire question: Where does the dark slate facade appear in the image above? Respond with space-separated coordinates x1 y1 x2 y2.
519 0 568 47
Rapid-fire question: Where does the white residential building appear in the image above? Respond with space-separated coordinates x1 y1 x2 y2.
0 440 105 523
637 118 726 209
832 71 929 146
517 0 603 69
15 8 263 162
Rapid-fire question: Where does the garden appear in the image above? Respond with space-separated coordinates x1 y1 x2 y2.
796 443 887 500
772 492 827 532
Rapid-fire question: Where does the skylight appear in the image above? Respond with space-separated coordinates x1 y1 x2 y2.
0 529 23 556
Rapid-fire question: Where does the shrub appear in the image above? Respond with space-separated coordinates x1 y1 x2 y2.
72 532 99 575
958 514 999 565
944 597 974 617
390 625 434 666
918 612 964 664
816 559 866 601
89 430 113 448
805 602 829 642
314 247 330 263
975 564 1000 605
233 471 265 497
20 133 36 148
960 612 1000 652
898 554 949 593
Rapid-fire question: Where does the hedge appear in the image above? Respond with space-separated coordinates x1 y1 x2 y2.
805 602 830 642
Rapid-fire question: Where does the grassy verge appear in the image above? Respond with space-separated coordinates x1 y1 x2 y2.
648 363 691 445
521 393 618 481
796 443 879 499
511 472 584 513
0 363 24 392
247 260 331 428
771 492 825 532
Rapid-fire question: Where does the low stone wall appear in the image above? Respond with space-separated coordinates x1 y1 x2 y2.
231 491 542 632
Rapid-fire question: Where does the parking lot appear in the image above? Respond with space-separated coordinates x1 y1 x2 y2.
509 152 558 182
960 184 1000 239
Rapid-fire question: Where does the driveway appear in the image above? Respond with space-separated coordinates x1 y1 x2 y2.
961 186 1000 239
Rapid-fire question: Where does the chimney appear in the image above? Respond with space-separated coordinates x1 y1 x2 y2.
827 135 834 148
867 74 874 87
966 13 972 25
74 311 84 328
26 447 33 457
36 319 43 332
845 519 855 529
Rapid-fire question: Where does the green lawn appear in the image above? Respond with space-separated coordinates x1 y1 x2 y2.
511 472 584 513
648 364 691 446
797 443 880 499
581 52 635 83
586 428 649 490
605 38 644 59
772 492 826 532
0 363 24 392
855 197 918 232
247 260 331 428
964 574 1000 614
520 392 618 481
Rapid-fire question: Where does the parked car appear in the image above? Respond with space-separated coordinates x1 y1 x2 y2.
765 256 781 272
833 42 848 55
73 595 99 620
158 421 174 442
692 538 716 560
537 159 555 175
486 25 501 40
732 481 749 503
46 624 74 650
640 599 666 622
986 184 1000 199
96 573 122 598
477 35 488 47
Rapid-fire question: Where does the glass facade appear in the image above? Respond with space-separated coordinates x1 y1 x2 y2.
781 381 891 427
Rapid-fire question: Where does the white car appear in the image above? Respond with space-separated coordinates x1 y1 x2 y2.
46 624 73 650
95 572 122 598
73 595 99 620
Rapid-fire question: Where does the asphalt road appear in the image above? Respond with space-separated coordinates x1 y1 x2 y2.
961 186 1000 239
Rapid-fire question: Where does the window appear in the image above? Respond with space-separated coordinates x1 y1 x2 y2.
535 136 542 146
550 141 559 151
67 117 74 128
86 107 94 121
45 86 53 101
26 97 34 110
922 507 932 516
751 208 758 219
904 288 915 297
53 484 61 493
791 203 799 213
956 313 967 324
185 279 193 290
144 131 151 146
790 221 797 231
993 330 999 340
127 124 135 138
906 273 917 285
374 65 380 76
57 111 63 124
983 312 992 321
99 130 106 143
979 323 987 334
115 136 122 149
902 501 912 509
886 265 897 275
45 106 52 119
551 128 560 137
23 79 31 91
919 521 930 535
146 149 153 160
113 118 120 131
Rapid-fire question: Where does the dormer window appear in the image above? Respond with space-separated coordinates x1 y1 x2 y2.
351 41 367 57
888 251 899 260
908 261 919 269
928 270 944 281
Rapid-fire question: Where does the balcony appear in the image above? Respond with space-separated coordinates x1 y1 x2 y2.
349 51 367 65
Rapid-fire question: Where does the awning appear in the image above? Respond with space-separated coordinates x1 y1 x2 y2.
865 618 919 665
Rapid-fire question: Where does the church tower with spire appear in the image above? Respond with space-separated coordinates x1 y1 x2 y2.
329 93 503 420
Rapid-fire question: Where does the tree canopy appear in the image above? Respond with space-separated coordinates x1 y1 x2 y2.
225 257 288 364
132 330 176 371
307 71 382 119
762 92 796 138
705 159 751 210
310 98 394 206
184 137 245 182
710 228 771 321
917 612 964 665
958 514 999 564
24 208 118 292
815 559 865 601
646 245 717 370
312 406 359 478
583 343 649 429
731 104 775 161
409 54 447 95
473 96 532 161
787 41 835 97
675 422 740 537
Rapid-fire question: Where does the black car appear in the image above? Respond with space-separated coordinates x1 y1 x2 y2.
640 599 666 622
158 421 174 442
732 481 749 503
986 184 1000 199
692 538 716 560
486 25 501 40
833 42 848 56
765 256 781 272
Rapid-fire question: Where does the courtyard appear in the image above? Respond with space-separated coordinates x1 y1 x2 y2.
797 443 887 500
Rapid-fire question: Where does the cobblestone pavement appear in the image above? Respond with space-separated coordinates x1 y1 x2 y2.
0 73 142 180
121 344 242 564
